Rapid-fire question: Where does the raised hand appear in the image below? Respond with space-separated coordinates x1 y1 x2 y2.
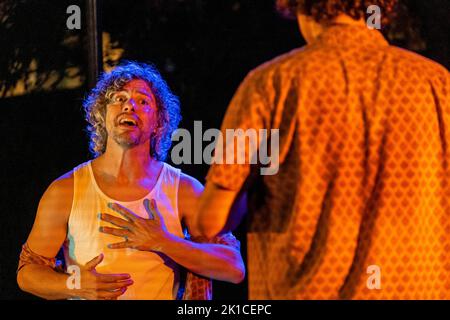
99 199 172 252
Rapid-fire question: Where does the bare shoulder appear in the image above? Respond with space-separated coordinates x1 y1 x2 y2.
179 172 204 200
26 170 74 257
177 173 204 233
51 170 74 188
37 170 74 222
43 171 74 203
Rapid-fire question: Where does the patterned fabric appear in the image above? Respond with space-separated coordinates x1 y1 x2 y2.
207 24 450 299
17 242 57 273
181 232 241 300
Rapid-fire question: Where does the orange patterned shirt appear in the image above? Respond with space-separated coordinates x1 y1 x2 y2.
206 24 450 299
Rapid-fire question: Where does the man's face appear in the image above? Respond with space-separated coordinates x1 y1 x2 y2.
105 79 158 150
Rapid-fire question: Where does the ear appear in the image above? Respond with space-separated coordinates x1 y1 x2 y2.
297 13 324 44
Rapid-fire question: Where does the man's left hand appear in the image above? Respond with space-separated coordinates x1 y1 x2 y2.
99 199 171 252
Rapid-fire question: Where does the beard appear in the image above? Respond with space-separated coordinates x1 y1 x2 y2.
111 128 143 148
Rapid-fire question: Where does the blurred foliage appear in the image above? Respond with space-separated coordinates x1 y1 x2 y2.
0 0 85 97
0 0 447 98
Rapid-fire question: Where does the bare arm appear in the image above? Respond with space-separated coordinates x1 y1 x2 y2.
17 172 132 300
100 173 246 284
164 174 245 283
195 181 244 239
17 172 75 299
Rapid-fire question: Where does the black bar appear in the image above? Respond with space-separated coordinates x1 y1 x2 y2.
86 0 102 89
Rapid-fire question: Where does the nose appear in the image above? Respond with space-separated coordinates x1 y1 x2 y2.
122 98 137 112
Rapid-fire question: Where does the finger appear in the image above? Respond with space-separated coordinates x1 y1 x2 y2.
96 272 131 282
108 202 137 222
85 253 104 270
145 198 163 222
99 226 131 238
97 287 128 299
143 198 154 220
107 241 131 250
150 199 162 221
97 279 134 290
99 213 133 229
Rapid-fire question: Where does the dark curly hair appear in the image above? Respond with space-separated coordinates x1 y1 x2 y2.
276 0 398 25
83 61 181 161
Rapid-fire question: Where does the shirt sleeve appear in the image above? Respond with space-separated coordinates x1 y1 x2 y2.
206 70 271 191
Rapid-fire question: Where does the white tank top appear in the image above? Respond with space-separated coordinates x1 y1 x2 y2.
63 161 184 299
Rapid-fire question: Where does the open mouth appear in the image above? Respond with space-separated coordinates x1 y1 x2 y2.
118 118 138 127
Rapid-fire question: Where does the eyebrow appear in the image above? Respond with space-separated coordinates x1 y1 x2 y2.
117 88 155 102
135 90 153 98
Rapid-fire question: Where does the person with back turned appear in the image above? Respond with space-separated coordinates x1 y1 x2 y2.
196 0 450 299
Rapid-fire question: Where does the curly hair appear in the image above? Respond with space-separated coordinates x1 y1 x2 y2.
276 0 398 25
83 61 181 161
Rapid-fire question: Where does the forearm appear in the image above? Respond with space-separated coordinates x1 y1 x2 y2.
160 234 245 284
17 264 74 300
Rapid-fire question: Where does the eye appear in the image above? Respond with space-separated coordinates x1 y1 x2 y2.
112 92 128 103
140 99 150 105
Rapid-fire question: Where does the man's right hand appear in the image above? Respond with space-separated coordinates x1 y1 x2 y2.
73 253 133 300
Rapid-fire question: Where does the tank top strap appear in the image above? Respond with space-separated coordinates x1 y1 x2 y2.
71 161 94 204
151 162 182 222
67 160 183 299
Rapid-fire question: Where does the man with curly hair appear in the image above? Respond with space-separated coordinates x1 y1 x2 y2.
197 1 450 299
17 61 245 300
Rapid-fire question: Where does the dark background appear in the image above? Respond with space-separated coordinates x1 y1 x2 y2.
0 0 448 299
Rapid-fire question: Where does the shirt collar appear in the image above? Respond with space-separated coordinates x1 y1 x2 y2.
314 24 389 49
